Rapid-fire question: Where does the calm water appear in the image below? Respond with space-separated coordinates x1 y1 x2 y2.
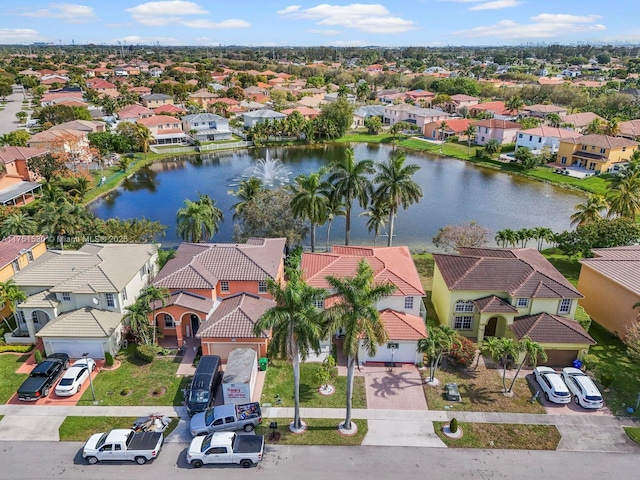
89 144 585 250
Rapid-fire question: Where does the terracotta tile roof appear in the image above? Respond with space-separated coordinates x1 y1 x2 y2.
537 77 566 85
510 313 595 345
0 147 48 164
379 309 427 340
450 94 479 102
154 290 214 313
470 101 509 115
523 104 568 114
154 104 185 114
136 115 180 126
560 134 638 149
301 245 425 296
117 104 154 118
518 127 582 139
619 119 640 138
473 119 521 130
0 235 46 270
473 295 519 313
433 247 582 299
580 246 640 296
559 112 604 128
153 238 286 289
196 293 275 338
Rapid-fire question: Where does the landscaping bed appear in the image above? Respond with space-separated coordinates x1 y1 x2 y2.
59 416 178 441
624 427 640 444
255 418 367 446
260 360 366 408
0 354 28 404
433 421 560 449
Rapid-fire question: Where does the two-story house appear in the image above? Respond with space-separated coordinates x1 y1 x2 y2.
136 115 186 145
556 134 639 173
432 247 594 365
515 127 582 154
0 147 49 206
474 119 521 145
151 238 286 360
141 93 174 109
302 246 427 365
242 109 287 129
10 243 158 358
521 104 568 120
182 113 232 142
116 104 155 123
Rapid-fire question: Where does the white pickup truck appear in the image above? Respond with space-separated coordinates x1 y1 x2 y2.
186 431 265 468
82 429 163 465
190 402 262 436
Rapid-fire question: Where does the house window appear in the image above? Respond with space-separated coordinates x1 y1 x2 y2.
140 264 148 279
105 293 115 308
11 260 20 273
529 136 533 141
622 147 626 152
516 298 529 308
404 297 414 309
313 299 324 309
518 133 523 138
258 280 267 293
122 289 128 301
31 311 41 325
453 316 473 330
163 313 175 328
538 137 542 143
220 281 229 292
27 251 34 262
581 145 587 151
561 156 567 164
61 292 71 302
600 148 606 154
558 298 572 314
454 300 474 313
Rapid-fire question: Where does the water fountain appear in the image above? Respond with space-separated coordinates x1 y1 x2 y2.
236 150 293 187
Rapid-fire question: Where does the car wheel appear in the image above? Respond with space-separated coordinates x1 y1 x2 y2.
64 361 69 369
91 363 96 371
240 459 253 468
574 395 580 405
77 385 82 394
86 456 98 465
192 460 203 468
42 387 49 397
544 392 549 402
135 456 147 465
243 424 254 432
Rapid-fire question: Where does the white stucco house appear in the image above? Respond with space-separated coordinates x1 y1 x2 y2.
12 243 159 358
515 127 582 154
182 113 232 142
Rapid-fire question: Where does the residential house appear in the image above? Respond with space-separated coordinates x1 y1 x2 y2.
556 135 638 173
28 129 93 164
323 92 356 104
136 115 186 145
86 79 118 97
444 94 480 113
619 119 640 140
559 112 605 133
40 90 84 106
522 104 569 120
515 127 582 154
281 107 320 120
149 66 164 78
151 238 287 360
141 93 174 109
9 243 158 358
577 246 640 337
129 86 153 97
154 104 185 116
474 119 521 145
469 101 510 118
296 94 325 109
405 108 450 130
50 120 106 134
116 104 154 123
182 113 232 142
432 247 593 365
40 74 69 86
0 147 49 205
352 105 385 128
405 89 435 104
301 246 427 365
188 90 219 110
562 67 582 78
423 118 475 140
242 109 287 129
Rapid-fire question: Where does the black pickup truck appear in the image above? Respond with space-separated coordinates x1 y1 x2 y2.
17 354 69 401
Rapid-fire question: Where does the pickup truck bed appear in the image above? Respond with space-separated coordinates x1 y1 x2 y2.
128 432 162 450
234 435 264 454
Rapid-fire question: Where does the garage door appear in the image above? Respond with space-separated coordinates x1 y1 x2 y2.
544 350 579 367
203 342 258 362
364 342 417 364
46 340 105 359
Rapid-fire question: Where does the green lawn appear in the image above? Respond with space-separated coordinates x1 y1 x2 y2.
624 427 640 444
434 422 561 449
260 360 366 408
0 354 28 403
543 252 582 287
59 416 179 441
77 347 188 406
255 418 367 446
587 322 640 416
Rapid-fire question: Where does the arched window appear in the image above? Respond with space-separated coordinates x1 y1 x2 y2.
163 313 175 328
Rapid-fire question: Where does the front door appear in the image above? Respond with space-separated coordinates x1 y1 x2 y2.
485 317 497 337
191 314 200 335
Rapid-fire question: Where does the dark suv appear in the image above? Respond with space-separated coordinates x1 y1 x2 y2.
17 353 69 401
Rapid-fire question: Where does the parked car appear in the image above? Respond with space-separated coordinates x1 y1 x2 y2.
561 367 604 409
73 357 96 371
186 432 264 468
16 354 69 401
55 365 90 396
190 402 262 436
82 429 163 465
186 355 222 416
444 383 461 402
533 366 571 404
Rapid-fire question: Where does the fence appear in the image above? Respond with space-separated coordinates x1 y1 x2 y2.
149 140 254 154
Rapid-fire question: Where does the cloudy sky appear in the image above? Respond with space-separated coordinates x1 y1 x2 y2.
0 1 636 46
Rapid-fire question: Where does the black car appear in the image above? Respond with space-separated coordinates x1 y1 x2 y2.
45 353 70 369
17 353 69 401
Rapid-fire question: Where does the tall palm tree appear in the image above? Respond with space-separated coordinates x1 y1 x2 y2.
124 298 152 345
327 148 374 245
606 173 640 219
35 202 90 249
481 337 519 392
176 193 224 243
40 182 69 205
505 96 524 116
373 151 422 246
253 267 326 431
321 185 346 252
134 124 153 158
360 200 389 246
438 120 448 141
463 124 477 155
0 279 26 330
141 285 171 345
291 172 329 252
230 177 263 220
417 325 460 384
585 118 605 135
570 194 608 227
604 118 621 137
0 212 38 237
325 260 396 431
546 113 561 128
507 336 546 393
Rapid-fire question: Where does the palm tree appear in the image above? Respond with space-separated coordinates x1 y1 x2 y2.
463 124 477 155
360 200 389 246
141 285 171 345
40 182 68 205
327 148 374 245
229 177 263 220
438 120 448 141
0 212 38 237
321 185 346 252
532 227 554 251
507 337 546 393
134 124 153 157
253 267 326 431
291 172 328 252
483 138 502 158
585 118 605 135
481 337 519 392
604 118 621 137
325 260 396 431
355 82 370 102
373 151 422 246
35 202 89 249
69 176 92 203
505 96 524 116
606 173 640 219
124 298 152 345
417 325 460 384
0 279 26 331
176 193 224 243
570 194 608 227
546 113 561 127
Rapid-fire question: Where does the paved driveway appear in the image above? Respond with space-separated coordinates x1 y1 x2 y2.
363 365 427 410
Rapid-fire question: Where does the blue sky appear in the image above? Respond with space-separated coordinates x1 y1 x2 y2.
0 1 637 46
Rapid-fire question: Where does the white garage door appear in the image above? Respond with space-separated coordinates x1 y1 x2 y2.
46 340 105 359
203 342 258 362
363 341 418 364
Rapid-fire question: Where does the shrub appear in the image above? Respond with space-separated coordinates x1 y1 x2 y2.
598 373 614 388
134 344 158 363
104 351 114 367
574 306 592 332
581 353 599 372
34 350 43 364
624 321 640 362
0 344 33 353
448 337 476 368
449 418 458 433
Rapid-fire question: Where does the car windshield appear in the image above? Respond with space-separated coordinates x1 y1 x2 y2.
96 432 109 449
556 390 570 396
59 378 74 386
189 390 209 403
201 435 212 452
204 408 215 425
586 395 602 401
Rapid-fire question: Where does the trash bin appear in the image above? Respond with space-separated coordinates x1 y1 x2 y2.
259 357 268 371
572 359 583 369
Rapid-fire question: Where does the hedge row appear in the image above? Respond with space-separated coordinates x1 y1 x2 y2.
0 344 34 353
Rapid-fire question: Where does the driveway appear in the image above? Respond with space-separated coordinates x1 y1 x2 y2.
363 365 427 410
526 373 613 416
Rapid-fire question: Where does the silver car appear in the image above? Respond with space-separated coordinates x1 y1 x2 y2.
54 365 90 396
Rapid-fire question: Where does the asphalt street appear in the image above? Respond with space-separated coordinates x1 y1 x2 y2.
0 87 27 136
0 441 637 480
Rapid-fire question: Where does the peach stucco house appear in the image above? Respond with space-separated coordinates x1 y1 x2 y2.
474 119 521 145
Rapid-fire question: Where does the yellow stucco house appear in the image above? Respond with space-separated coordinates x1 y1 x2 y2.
556 134 638 173
432 247 595 365
578 245 640 337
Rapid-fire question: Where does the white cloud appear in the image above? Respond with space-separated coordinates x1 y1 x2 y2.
307 29 340 35
329 39 368 46
0 28 42 43
22 3 96 23
114 35 184 45
456 13 606 39
278 3 416 33
126 1 250 29
469 0 520 11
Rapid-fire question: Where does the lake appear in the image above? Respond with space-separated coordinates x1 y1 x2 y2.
89 143 585 250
